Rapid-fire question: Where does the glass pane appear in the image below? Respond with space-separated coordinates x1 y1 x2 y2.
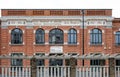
49 29 63 44
11 53 23 66
11 28 23 44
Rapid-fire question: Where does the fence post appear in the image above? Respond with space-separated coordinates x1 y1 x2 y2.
30 56 37 77
109 58 115 77
70 57 76 77
100 59 105 77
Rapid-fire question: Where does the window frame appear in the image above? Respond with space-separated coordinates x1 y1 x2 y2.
115 31 120 46
11 28 23 44
90 28 102 45
68 28 77 44
35 28 45 44
35 53 45 66
11 53 23 66
49 28 64 44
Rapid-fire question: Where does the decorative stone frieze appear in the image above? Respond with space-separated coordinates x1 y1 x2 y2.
1 16 113 27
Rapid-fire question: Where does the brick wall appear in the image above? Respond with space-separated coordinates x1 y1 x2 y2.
1 9 120 66
1 9 112 16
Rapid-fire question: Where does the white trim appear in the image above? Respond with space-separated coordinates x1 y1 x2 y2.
7 20 26 26
102 30 104 33
9 42 11 45
88 42 90 45
88 30 90 33
87 20 107 26
1 16 113 27
64 42 67 45
33 30 36 34
104 47 107 49
23 42 25 45
33 42 35 45
102 42 104 45
77 30 79 33
1 16 113 20
33 53 36 56
55 26 58 28
45 53 49 56
39 25 42 28
114 31 116 34
45 42 48 45
23 30 25 34
108 47 111 49
9 42 25 45
64 30 68 33
9 30 11 33
45 30 49 33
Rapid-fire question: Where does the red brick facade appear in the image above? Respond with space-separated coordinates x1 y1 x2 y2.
0 9 120 66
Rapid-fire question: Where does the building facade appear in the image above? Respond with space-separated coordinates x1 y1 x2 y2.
0 9 120 66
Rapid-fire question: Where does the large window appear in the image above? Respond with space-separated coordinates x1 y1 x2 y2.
11 53 23 66
90 28 102 45
116 60 120 66
115 31 120 45
49 28 63 44
35 53 45 66
68 28 77 44
90 59 105 66
49 53 63 66
35 29 45 44
11 28 23 44
116 60 120 71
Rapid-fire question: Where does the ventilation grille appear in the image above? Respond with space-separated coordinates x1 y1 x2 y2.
8 10 26 15
50 11 63 15
87 10 105 15
33 10 44 15
68 11 80 15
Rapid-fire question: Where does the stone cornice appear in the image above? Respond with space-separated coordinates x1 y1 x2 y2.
0 16 113 28
1 16 113 21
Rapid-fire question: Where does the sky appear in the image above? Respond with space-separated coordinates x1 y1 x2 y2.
0 0 120 17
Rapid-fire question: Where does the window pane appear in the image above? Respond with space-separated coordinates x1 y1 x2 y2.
115 31 120 45
49 28 63 44
11 28 23 44
68 29 77 44
90 29 102 44
36 29 45 44
11 53 23 66
35 53 45 66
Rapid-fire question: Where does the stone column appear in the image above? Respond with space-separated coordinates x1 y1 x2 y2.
70 57 76 77
30 56 37 77
109 58 115 77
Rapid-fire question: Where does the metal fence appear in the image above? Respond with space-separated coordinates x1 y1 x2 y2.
0 55 119 77
0 66 70 77
76 66 109 77
1 66 120 77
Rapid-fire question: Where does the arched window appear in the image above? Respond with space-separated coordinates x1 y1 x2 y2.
90 28 102 45
11 28 23 44
68 28 77 44
49 28 63 44
115 31 120 45
35 28 45 44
